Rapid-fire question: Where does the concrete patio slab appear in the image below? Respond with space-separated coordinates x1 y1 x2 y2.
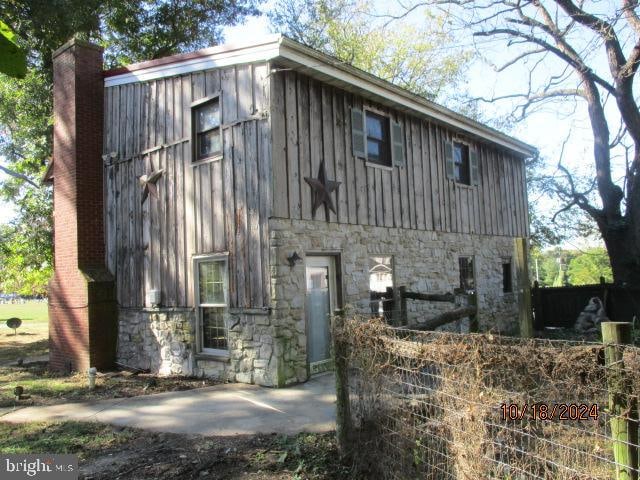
1 373 337 436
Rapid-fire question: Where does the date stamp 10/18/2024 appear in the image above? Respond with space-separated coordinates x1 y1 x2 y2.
500 403 600 421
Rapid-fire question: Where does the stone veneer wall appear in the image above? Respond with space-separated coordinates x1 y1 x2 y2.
117 308 281 386
269 218 522 386
117 218 522 388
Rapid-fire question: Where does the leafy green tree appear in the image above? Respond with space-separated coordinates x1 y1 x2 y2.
567 248 613 286
0 0 261 295
269 0 470 102
0 20 26 78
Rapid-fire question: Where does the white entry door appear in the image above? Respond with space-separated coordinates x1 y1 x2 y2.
305 256 337 375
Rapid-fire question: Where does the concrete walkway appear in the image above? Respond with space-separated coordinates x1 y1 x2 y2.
1 373 337 436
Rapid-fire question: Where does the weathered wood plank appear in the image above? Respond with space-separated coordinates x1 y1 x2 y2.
428 122 441 231
237 64 253 118
285 71 300 219
253 63 269 113
343 94 357 224
245 121 262 307
258 116 271 307
212 159 224 252
271 73 288 218
233 124 248 308
411 119 425 230
297 75 312 220
150 151 161 303
405 116 416 229
375 168 383 226
421 122 433 231
200 160 212 252
222 126 236 306
205 68 220 97
399 115 411 229
183 74 194 306
309 80 324 220
221 67 237 123
322 85 337 223
367 165 376 226
352 97 368 224
166 145 176 305
382 168 393 227
333 90 348 224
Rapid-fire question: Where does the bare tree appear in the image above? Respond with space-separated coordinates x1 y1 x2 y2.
389 1 640 285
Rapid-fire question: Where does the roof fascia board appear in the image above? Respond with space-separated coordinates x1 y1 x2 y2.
104 40 281 88
278 41 535 157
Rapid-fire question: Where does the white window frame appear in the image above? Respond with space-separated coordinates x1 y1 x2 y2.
194 253 229 356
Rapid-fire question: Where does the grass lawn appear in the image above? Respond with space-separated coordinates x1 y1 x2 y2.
0 421 353 479
0 301 48 323
0 302 48 365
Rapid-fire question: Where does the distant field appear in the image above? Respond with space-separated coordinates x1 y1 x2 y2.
0 301 48 323
0 301 48 363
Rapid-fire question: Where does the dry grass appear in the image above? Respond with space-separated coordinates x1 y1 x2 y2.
0 301 49 364
336 317 635 480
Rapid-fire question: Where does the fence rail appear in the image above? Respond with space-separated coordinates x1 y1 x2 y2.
333 316 640 479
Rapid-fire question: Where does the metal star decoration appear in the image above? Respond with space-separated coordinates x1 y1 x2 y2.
304 160 341 218
139 168 164 204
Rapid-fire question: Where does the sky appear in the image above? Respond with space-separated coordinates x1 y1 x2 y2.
0 1 627 250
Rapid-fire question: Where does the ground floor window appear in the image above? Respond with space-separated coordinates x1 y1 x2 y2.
502 258 513 293
459 256 475 293
195 254 229 354
369 255 394 315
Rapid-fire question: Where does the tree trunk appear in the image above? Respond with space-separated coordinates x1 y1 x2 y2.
601 220 640 286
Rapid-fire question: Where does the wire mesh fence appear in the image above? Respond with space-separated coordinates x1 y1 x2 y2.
333 316 640 480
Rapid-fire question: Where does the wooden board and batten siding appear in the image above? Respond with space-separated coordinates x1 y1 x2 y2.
270 69 529 237
103 62 272 310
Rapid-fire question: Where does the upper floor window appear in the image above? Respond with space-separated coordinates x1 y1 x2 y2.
454 142 470 185
193 96 222 162
366 112 392 167
351 108 405 167
445 140 479 186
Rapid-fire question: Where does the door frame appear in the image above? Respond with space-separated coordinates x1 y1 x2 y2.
304 253 341 375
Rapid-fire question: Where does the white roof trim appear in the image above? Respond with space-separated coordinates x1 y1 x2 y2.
104 34 535 156
104 36 282 88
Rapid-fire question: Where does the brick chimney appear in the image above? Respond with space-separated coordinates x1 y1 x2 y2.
48 39 117 372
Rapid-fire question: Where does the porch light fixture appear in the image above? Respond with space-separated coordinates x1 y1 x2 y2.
287 251 302 267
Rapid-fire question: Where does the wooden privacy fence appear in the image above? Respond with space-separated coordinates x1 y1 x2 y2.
333 315 640 480
532 280 640 330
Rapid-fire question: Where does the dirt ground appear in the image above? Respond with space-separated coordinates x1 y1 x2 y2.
82 431 352 480
0 421 354 480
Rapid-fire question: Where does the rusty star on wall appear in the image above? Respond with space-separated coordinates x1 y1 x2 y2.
304 160 341 218
139 168 164 204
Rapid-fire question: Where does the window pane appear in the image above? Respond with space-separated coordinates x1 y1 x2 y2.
367 139 381 160
366 113 384 140
198 130 221 158
197 100 220 132
369 256 393 293
199 261 225 304
459 257 475 292
202 307 227 350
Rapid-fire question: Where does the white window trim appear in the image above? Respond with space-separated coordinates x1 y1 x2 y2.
363 107 393 168
194 253 230 356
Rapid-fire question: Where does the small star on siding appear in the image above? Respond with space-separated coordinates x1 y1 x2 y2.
139 169 164 204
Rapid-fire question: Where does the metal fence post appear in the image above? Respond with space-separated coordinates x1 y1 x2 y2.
332 309 352 459
602 321 638 480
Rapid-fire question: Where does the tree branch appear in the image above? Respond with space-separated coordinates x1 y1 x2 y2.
0 165 39 188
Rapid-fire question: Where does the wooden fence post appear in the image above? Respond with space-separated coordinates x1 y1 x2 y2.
468 293 478 333
515 237 534 338
398 286 407 326
601 322 638 480
332 309 352 459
